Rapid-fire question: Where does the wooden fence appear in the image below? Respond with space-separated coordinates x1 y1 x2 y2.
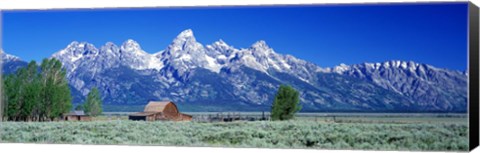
192 112 269 122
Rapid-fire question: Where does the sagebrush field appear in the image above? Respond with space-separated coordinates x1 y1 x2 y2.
0 120 468 151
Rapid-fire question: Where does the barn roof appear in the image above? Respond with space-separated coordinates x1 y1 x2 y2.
66 110 86 116
129 112 157 116
144 101 179 113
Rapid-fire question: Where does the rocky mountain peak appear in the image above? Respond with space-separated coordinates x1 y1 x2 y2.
251 40 270 50
121 39 142 52
212 39 231 49
172 29 197 44
1 51 19 60
249 40 276 57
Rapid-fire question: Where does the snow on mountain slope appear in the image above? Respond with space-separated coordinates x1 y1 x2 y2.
157 29 222 74
120 39 164 70
226 40 290 73
1 52 28 74
39 29 468 112
52 29 322 82
52 40 164 73
326 60 468 111
1 52 22 62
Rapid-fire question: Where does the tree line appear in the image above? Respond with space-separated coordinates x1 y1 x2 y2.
2 58 72 121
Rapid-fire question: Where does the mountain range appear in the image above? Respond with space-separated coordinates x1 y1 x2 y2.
1 29 468 112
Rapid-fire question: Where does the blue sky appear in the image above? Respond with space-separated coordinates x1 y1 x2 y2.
2 2 468 70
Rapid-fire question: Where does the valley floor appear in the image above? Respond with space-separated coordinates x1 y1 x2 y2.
0 119 468 151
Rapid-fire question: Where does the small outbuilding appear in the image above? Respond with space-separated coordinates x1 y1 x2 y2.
64 111 92 121
128 101 192 121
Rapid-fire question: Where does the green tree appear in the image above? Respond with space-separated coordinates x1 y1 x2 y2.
75 104 84 111
3 61 42 121
270 85 302 121
3 73 21 121
39 58 72 121
84 87 102 116
2 58 72 121
21 61 42 121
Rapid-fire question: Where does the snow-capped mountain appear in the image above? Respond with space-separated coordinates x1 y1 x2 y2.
2 52 21 62
156 29 222 78
51 39 166 95
53 39 163 73
119 39 164 70
2 29 468 112
226 40 292 73
326 60 468 111
1 52 28 74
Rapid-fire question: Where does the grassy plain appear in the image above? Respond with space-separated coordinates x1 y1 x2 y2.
0 115 469 151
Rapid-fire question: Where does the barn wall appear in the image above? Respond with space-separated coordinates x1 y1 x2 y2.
65 115 92 121
66 116 78 121
147 115 156 121
164 103 179 116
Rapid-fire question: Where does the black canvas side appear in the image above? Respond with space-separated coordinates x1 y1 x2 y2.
469 1 479 151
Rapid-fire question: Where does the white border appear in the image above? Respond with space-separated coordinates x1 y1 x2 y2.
0 0 478 153
0 143 465 153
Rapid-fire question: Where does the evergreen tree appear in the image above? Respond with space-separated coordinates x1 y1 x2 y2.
84 87 102 116
270 85 302 121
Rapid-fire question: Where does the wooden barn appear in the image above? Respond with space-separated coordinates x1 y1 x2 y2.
64 111 92 121
128 101 192 121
